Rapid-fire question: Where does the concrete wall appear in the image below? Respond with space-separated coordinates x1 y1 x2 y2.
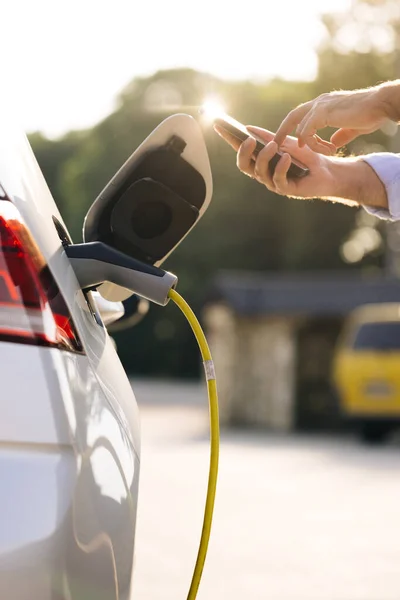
204 303 297 431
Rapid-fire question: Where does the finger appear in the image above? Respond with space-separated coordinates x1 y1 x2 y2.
330 127 361 148
214 124 242 152
248 125 298 155
253 141 279 189
296 109 326 147
274 101 314 147
296 113 314 147
305 134 336 156
272 153 291 192
246 125 275 145
237 137 257 177
314 134 335 150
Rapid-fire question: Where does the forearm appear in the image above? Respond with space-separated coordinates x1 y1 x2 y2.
323 157 388 210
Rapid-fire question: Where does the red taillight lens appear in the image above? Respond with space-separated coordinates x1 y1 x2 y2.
0 198 83 353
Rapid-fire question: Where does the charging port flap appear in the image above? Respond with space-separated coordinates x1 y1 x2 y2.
83 114 212 302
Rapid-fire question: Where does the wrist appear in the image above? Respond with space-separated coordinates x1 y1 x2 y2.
327 157 388 209
377 80 400 122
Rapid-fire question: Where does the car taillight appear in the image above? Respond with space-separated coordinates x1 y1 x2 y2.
0 197 83 353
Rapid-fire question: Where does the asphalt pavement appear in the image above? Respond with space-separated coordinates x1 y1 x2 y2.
131 379 400 600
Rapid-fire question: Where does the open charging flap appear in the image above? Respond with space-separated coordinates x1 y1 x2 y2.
83 114 213 301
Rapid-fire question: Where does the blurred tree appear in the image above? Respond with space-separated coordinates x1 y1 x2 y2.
317 0 400 84
28 130 84 219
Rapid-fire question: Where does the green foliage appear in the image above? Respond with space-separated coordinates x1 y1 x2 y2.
29 0 399 377
29 130 84 217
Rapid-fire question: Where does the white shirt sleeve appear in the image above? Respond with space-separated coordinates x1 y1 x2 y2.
362 153 400 220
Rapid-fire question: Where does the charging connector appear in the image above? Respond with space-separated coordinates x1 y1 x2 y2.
65 241 177 306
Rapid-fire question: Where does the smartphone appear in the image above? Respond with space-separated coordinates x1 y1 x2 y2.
213 114 309 179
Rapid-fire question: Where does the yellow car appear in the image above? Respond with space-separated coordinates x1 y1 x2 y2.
333 303 400 443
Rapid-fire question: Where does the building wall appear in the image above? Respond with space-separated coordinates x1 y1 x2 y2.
204 304 297 431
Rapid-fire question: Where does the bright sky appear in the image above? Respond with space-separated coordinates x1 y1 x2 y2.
4 0 350 138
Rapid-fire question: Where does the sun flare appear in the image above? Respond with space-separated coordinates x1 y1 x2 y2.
200 98 227 122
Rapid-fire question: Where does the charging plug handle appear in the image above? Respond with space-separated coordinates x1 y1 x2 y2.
65 242 177 306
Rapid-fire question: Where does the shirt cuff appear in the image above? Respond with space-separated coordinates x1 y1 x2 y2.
362 153 400 220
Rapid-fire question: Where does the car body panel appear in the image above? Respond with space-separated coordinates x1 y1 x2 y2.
0 343 140 599
0 113 140 597
0 444 139 600
334 350 400 416
0 111 140 451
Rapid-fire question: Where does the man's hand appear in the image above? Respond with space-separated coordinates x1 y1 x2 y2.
214 124 388 210
216 124 344 200
274 84 399 152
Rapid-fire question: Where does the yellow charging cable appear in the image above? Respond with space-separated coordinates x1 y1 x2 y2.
168 288 220 600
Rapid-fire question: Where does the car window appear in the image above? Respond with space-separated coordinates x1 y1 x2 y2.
352 321 400 351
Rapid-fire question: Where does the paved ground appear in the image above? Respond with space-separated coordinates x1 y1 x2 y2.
131 379 400 600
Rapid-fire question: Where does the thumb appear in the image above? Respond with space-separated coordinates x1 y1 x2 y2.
330 128 361 148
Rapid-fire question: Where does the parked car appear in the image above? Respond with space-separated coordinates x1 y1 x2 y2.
333 303 400 443
0 110 212 599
